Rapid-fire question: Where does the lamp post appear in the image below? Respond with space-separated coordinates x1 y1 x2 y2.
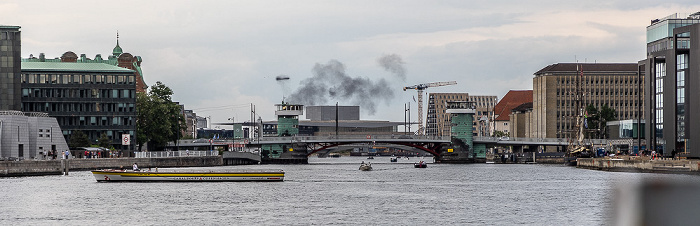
228 117 235 151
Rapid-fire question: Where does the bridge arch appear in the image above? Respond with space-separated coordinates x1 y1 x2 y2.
306 141 442 157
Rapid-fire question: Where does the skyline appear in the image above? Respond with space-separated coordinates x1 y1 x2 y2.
3 1 699 127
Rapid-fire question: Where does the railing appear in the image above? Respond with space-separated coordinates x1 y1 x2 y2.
135 150 219 158
473 137 608 145
175 135 450 145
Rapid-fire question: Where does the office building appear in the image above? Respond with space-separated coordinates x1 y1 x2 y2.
0 25 21 111
20 62 137 148
641 12 700 156
426 93 497 137
532 63 642 140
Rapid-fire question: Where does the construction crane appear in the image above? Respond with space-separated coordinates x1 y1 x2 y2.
403 81 457 135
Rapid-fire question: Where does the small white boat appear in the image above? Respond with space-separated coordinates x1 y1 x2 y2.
92 169 284 182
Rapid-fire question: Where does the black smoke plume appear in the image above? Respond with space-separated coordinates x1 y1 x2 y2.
287 60 394 115
378 54 406 81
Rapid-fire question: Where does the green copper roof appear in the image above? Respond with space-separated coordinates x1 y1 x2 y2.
21 62 134 73
0 25 21 29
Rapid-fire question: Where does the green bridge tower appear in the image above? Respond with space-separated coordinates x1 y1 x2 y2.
436 101 476 163
260 103 308 164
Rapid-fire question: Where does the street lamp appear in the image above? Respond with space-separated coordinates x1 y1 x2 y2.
228 117 235 151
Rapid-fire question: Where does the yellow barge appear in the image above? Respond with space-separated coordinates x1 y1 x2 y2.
92 169 284 182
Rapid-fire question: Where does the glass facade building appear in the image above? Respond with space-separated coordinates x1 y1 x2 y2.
642 12 700 157
0 25 21 111
20 62 137 148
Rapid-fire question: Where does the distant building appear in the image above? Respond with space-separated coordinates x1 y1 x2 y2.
0 111 69 159
305 105 360 121
426 93 497 137
493 90 532 137
509 102 534 138
183 109 197 139
532 63 641 139
641 12 700 157
0 25 21 111
20 62 137 148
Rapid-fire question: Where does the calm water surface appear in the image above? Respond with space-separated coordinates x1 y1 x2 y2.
2 156 698 225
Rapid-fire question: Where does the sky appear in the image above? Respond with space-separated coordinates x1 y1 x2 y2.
3 1 699 130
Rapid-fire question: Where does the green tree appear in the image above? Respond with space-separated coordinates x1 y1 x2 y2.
98 133 111 148
492 130 508 137
585 104 617 139
136 81 186 151
68 130 90 149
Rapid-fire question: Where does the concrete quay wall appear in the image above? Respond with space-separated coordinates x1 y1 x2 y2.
577 158 700 173
0 156 223 177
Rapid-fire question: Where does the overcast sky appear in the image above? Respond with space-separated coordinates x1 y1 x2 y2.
3 1 699 129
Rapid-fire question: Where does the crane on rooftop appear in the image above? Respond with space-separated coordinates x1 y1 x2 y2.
403 81 457 135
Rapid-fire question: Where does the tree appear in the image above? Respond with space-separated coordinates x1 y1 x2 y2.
585 104 617 139
492 130 508 137
98 133 111 148
136 81 186 151
68 130 90 149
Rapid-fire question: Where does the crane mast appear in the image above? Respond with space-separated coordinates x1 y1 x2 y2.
403 81 457 135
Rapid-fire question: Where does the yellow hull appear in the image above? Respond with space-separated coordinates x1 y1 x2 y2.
92 169 284 182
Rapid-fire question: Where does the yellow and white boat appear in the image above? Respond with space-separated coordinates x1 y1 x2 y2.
92 169 284 182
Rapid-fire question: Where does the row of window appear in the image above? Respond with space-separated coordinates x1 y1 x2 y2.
22 88 135 99
557 77 641 85
58 116 135 127
21 73 135 85
22 102 135 113
62 130 135 143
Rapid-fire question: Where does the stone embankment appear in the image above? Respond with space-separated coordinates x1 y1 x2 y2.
577 157 700 174
0 156 223 177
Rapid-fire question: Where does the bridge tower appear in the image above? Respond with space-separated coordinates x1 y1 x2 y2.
260 103 309 164
436 101 475 163
275 103 303 136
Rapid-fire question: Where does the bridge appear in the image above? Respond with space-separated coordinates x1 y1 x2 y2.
169 135 606 163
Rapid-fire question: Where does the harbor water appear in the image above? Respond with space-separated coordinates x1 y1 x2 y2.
2 156 699 225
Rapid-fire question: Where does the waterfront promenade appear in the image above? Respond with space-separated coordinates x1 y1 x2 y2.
0 156 222 177
577 157 700 174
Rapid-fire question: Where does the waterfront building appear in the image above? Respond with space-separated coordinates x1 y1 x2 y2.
22 34 147 93
532 63 642 141
509 102 534 138
0 111 69 159
426 93 497 137
305 105 360 121
0 25 21 111
20 61 137 148
493 90 532 137
641 12 700 157
606 119 645 153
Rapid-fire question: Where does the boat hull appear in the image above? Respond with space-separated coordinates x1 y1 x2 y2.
92 169 284 182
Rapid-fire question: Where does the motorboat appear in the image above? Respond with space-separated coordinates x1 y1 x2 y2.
92 169 285 182
359 162 373 171
414 161 427 168
367 156 374 159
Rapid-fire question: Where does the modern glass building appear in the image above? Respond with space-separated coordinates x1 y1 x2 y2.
642 12 700 157
0 25 21 111
20 62 137 149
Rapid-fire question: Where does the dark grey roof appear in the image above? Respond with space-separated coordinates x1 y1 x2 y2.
534 63 638 75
